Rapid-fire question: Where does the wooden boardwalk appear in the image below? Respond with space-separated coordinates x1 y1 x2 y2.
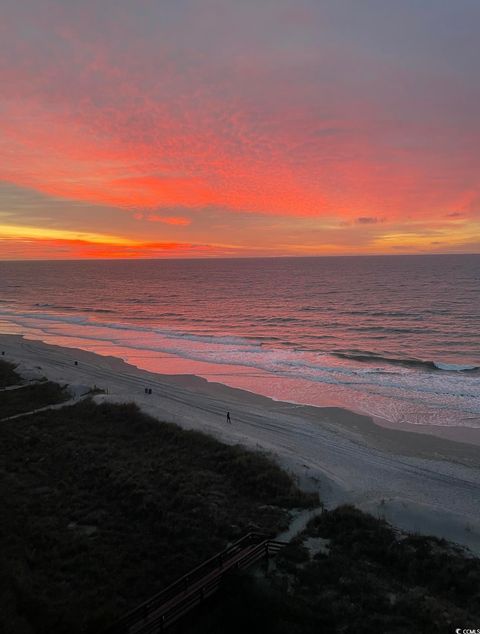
105 533 286 633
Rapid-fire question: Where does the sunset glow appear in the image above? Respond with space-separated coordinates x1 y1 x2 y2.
1 1 479 259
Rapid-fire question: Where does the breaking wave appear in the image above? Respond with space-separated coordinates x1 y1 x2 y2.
334 352 479 373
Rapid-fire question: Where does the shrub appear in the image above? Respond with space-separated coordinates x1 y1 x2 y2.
0 360 21 387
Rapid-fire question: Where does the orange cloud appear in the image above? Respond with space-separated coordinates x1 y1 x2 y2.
0 214 314 258
0 223 234 259
0 236 226 260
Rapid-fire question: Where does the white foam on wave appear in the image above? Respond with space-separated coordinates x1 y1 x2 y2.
433 361 479 372
3 307 480 427
0 309 258 348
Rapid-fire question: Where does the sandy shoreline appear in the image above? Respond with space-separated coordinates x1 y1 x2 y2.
2 332 480 553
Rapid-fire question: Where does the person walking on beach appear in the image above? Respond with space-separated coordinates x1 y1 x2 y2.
226 411 231 424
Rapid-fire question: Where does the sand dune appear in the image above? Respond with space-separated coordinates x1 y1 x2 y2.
2 333 480 553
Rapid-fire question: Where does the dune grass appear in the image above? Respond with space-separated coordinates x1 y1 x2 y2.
0 359 21 388
0 398 317 633
201 505 480 633
0 381 70 418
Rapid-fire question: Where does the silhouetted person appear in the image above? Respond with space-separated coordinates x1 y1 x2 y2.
226 411 231 424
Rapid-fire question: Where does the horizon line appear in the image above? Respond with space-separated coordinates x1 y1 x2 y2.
1 252 479 263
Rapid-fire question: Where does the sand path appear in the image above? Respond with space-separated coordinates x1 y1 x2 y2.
0 396 89 422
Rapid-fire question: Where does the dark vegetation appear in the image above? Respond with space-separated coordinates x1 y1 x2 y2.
0 397 316 633
0 359 21 387
2 364 478 634
200 506 480 634
0 381 69 418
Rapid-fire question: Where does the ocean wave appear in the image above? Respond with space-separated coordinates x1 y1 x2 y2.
334 352 479 373
125 298 160 305
3 307 480 419
347 325 436 335
3 307 478 376
33 303 115 314
0 309 260 348
299 306 336 312
259 316 300 324
342 310 419 319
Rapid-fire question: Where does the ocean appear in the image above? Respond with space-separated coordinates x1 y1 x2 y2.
1 254 479 429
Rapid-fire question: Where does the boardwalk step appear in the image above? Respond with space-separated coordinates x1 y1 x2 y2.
105 533 287 633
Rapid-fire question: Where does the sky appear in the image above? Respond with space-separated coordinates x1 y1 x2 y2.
1 0 479 259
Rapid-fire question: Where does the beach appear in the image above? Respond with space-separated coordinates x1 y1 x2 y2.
2 332 480 554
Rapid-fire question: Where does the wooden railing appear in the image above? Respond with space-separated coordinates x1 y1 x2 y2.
105 533 287 633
